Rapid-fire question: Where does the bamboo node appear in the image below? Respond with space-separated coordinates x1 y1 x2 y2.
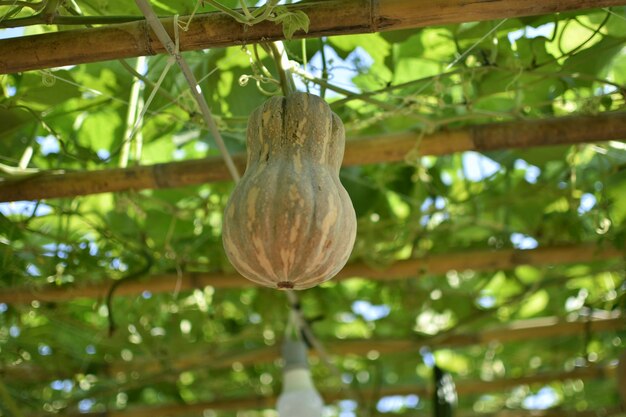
141 20 157 56
370 0 380 32
152 163 172 188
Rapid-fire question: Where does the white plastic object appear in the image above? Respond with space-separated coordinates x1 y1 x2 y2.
277 368 324 417
277 338 324 417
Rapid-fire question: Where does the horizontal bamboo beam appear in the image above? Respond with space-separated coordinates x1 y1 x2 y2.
66 365 616 417
1 112 625 203
4 313 622 383
4 314 622 382
0 244 621 304
2 0 626 74
112 314 626 376
456 408 623 417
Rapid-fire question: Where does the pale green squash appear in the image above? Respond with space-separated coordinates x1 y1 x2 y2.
222 92 356 290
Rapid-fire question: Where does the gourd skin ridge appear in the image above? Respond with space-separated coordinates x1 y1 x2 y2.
222 93 357 290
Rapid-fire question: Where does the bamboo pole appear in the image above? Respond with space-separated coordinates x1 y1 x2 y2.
0 244 621 304
60 365 616 417
1 112 625 203
2 0 626 74
110 314 626 376
455 408 624 417
3 314 622 382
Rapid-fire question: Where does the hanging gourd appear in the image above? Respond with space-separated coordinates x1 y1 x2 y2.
222 92 357 290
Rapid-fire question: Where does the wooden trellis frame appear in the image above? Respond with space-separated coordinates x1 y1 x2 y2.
1 0 625 73
57 364 616 417
456 409 623 417
50 315 626 379
1 244 621 304
12 314 618 417
1 112 625 202
6 313 622 382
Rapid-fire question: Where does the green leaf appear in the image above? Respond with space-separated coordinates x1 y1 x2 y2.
78 108 123 153
389 30 453 83
611 52 626 85
517 289 549 318
340 167 385 217
273 7 310 40
607 169 626 224
17 71 81 108
329 33 390 64
562 36 625 83
513 145 569 167
0 106 33 138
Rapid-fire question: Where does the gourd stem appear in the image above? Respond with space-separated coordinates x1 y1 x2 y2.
269 41 296 96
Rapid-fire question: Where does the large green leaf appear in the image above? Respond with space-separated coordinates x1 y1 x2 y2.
562 36 625 83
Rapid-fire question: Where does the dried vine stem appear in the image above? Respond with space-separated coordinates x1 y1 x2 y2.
134 0 241 183
104 0 242 335
105 248 153 336
268 41 296 96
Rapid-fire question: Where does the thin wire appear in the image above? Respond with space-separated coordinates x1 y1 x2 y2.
39 53 244 154
125 53 175 143
285 18 510 116
45 72 135 107
445 18 509 70
387 18 510 124
146 52 240 118
178 0 202 31
33 1 243 131
603 7 626 22
41 70 195 135
197 64 222 85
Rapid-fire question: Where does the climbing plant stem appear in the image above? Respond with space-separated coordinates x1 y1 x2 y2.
269 41 295 96
134 0 241 183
